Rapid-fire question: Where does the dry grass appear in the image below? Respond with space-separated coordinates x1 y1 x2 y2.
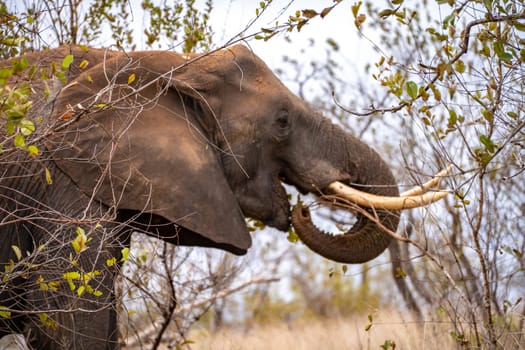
188 311 461 350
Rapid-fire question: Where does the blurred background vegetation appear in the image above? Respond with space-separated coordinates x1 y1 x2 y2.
1 0 524 349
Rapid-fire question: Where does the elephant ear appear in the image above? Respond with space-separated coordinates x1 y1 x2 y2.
46 49 252 254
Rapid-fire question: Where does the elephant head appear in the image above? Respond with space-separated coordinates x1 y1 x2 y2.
48 44 446 263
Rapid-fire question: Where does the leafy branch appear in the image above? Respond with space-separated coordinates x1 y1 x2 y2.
334 11 525 117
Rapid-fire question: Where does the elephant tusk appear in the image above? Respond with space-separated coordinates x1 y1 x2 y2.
400 165 453 197
326 181 449 210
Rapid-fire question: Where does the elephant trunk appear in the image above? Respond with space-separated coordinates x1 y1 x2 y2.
291 130 401 264
291 202 399 263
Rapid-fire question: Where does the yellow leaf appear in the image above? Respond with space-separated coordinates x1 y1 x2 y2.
63 271 80 280
351 1 362 17
0 306 11 318
67 279 76 291
106 257 117 267
77 285 85 296
72 227 88 254
79 60 89 69
128 73 136 85
83 73 93 83
11 245 22 261
39 313 57 330
27 145 40 157
120 247 130 262
45 167 53 185
48 281 59 292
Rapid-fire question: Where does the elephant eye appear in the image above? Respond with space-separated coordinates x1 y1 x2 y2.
273 112 291 142
275 113 289 129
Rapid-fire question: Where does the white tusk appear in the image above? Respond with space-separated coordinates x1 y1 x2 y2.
400 165 453 197
327 181 449 210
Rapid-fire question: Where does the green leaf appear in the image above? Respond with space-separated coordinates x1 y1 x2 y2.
513 21 525 32
493 40 505 56
454 60 466 73
19 119 35 136
54 71 66 81
482 109 493 123
448 108 457 125
405 81 418 99
14 134 25 148
442 12 455 29
5 121 16 135
0 67 14 80
479 134 495 153
12 58 28 73
61 54 74 71
498 52 513 62
380 340 396 350
1 37 25 47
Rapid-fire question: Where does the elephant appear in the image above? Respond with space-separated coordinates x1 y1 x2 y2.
0 44 447 349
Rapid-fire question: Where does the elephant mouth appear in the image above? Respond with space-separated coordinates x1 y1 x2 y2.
287 166 451 264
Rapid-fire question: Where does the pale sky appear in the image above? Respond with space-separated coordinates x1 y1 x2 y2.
208 0 373 69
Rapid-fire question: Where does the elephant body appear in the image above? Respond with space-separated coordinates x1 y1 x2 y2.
0 45 400 349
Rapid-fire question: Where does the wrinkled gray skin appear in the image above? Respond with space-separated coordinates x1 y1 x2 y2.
0 45 399 349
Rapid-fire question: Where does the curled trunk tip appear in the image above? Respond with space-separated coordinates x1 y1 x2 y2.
291 202 399 264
